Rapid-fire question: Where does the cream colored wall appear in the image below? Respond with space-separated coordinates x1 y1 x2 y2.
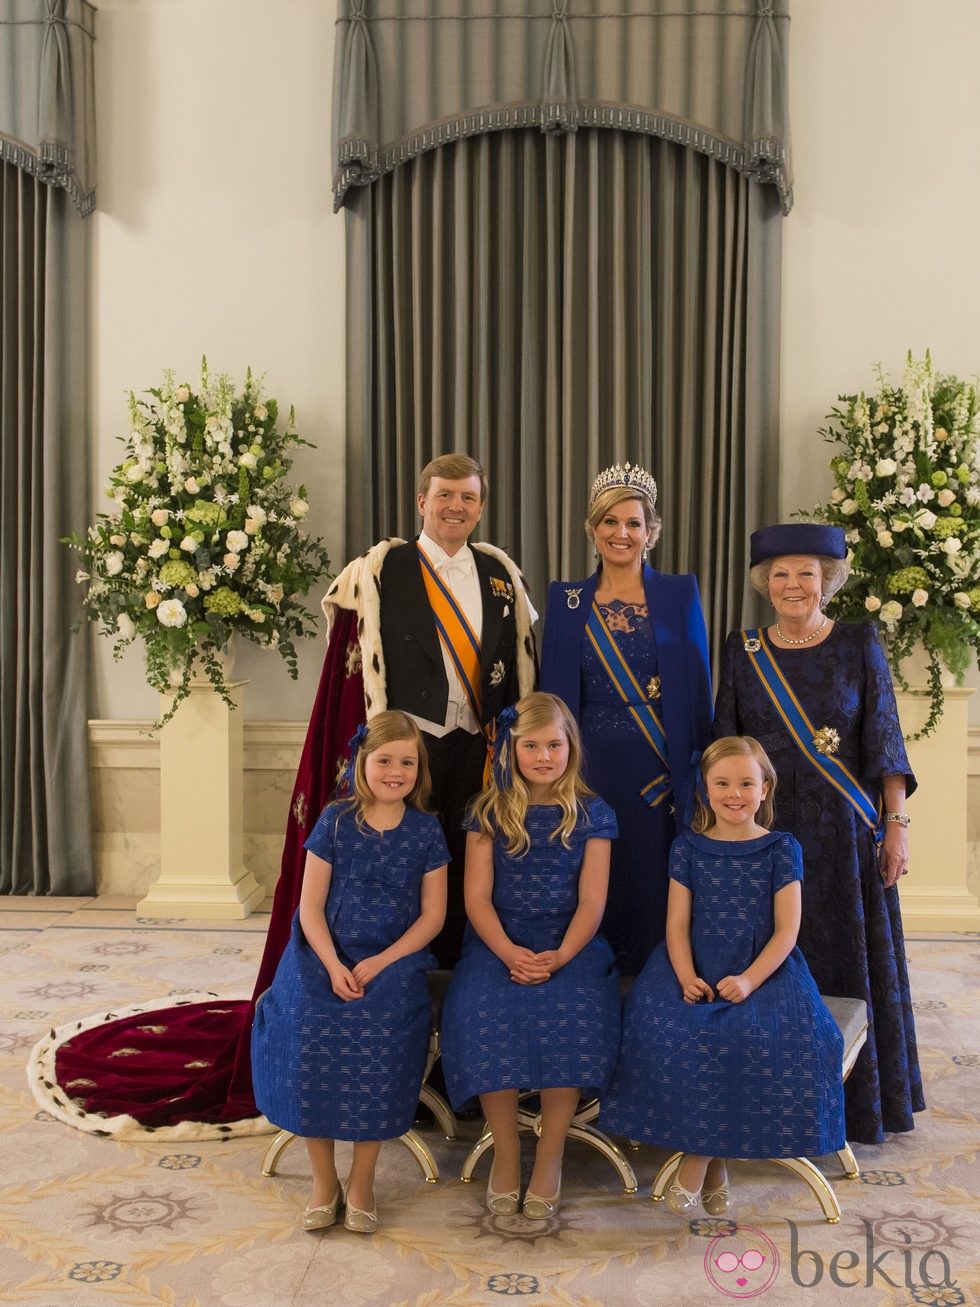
90 1 979 722
781 0 980 722
92 0 345 723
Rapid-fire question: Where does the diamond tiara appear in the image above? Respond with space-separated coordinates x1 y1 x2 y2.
588 462 658 509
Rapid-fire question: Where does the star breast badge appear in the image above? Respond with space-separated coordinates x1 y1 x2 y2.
812 725 840 756
490 660 506 687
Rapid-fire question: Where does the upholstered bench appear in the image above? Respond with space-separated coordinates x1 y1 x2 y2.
650 994 869 1223
261 970 458 1184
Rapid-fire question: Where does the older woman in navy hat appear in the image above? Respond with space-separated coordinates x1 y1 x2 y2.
713 522 922 1146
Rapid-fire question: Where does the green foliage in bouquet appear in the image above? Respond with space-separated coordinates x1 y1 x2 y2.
66 360 331 726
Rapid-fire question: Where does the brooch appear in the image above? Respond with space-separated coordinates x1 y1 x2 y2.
292 792 308 827
812 726 840 756
646 676 662 701
743 637 761 653
490 660 506 687
565 587 583 610
489 576 514 601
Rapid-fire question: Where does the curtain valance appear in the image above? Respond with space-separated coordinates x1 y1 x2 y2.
0 0 96 216
332 0 791 214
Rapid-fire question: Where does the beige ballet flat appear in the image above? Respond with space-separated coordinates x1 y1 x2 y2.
302 1187 343 1231
666 1178 702 1217
344 1199 379 1233
486 1165 521 1216
702 1168 732 1216
523 1176 561 1220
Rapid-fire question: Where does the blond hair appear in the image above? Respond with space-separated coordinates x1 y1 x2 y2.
586 485 662 550
417 453 488 504
346 710 432 825
470 692 595 856
692 736 777 833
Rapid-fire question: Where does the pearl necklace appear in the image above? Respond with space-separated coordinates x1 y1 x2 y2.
775 616 829 646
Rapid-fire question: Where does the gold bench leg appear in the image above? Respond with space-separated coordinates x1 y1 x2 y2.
460 1126 496 1182
567 1122 638 1193
836 1142 859 1179
399 1128 439 1182
771 1157 841 1223
263 1124 437 1184
419 1085 458 1141
461 1111 638 1192
653 1151 842 1222
650 1150 683 1202
262 1128 297 1177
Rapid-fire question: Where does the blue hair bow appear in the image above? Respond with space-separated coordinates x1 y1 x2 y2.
342 721 370 792
492 705 519 791
687 749 708 827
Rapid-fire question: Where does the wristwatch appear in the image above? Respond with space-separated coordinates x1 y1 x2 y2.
884 812 911 827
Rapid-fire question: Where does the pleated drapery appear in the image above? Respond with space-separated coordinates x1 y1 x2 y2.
332 0 792 214
1 0 95 894
344 127 781 646
0 0 97 215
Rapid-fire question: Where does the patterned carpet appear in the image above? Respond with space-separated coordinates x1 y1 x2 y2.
1 897 978 1306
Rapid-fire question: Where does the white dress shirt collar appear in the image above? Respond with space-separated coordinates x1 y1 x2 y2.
418 531 475 575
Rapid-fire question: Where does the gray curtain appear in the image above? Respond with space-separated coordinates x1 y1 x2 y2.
1 0 95 894
0 0 97 215
333 0 792 215
344 126 780 664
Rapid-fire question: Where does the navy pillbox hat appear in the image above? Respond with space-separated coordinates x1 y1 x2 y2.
749 523 847 568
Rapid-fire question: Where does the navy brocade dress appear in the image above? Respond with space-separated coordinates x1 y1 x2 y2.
580 602 676 975
251 803 448 1140
713 622 923 1144
441 797 621 1112
602 831 845 1158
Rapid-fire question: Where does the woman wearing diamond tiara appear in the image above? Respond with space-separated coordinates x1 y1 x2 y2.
713 522 922 1145
539 464 712 975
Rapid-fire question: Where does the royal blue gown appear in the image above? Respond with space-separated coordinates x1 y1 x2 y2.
713 622 922 1144
441 797 621 1111
540 570 712 976
602 830 845 1159
251 802 448 1140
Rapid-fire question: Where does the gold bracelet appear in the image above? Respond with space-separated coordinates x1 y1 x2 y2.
884 812 911 828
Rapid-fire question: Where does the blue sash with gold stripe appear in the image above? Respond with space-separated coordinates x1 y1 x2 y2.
741 628 883 841
417 545 483 725
585 603 671 808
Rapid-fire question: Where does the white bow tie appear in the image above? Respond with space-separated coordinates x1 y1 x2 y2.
438 557 469 580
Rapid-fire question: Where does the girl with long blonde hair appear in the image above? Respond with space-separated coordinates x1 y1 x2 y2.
442 692 621 1222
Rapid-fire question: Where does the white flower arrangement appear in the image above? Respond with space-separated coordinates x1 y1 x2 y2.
806 352 980 738
66 360 331 726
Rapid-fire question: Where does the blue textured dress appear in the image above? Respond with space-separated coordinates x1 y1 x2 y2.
578 601 676 975
441 797 621 1112
540 573 713 977
251 802 448 1140
713 622 922 1145
602 830 845 1159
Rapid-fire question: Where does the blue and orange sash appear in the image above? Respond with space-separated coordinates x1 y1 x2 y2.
417 544 483 726
741 628 882 842
585 602 671 808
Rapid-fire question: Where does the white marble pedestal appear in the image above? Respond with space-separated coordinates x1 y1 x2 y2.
137 677 265 920
896 685 979 931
